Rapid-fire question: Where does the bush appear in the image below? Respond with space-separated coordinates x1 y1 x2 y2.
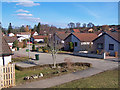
42 46 49 53
15 62 92 71
23 39 27 48
69 42 74 52
32 44 36 51
13 40 18 48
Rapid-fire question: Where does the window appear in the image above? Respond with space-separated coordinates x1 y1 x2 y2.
97 43 103 49
109 44 114 50
75 42 77 47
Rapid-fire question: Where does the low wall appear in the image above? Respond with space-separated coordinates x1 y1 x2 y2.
73 52 105 59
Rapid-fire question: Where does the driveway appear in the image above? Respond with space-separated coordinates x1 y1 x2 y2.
13 47 118 70
13 46 118 88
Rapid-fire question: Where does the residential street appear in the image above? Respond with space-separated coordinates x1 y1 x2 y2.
13 46 118 88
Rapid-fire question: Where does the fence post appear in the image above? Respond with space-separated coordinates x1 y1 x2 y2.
103 52 106 59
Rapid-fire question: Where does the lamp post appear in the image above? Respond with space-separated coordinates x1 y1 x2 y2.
28 32 31 60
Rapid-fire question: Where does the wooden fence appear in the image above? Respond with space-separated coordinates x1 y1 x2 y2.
0 64 15 89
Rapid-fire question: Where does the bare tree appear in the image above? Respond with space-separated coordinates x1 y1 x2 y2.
87 22 94 28
76 22 81 28
68 22 75 29
48 33 61 68
82 23 86 28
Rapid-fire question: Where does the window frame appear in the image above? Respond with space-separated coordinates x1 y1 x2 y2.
109 44 114 50
74 42 78 47
97 43 103 49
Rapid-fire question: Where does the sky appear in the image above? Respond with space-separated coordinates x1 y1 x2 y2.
0 0 118 29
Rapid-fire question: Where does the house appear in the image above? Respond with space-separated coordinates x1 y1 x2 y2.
16 32 31 42
88 28 94 33
54 32 70 44
51 32 70 49
4 36 18 51
92 32 120 56
33 35 48 43
71 29 80 33
2 33 5 36
0 36 13 66
8 33 15 37
31 31 38 36
64 33 97 52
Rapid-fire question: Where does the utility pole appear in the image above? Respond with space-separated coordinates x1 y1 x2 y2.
28 30 31 60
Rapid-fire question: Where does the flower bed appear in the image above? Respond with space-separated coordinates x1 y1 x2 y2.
15 62 92 85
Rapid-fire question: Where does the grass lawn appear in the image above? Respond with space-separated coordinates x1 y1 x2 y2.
15 65 88 85
12 57 29 62
53 69 118 88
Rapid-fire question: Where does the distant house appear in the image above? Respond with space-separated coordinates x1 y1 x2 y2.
2 33 5 36
33 35 48 43
31 31 38 36
88 28 94 33
54 32 70 44
0 36 13 66
72 29 80 33
4 36 18 51
8 33 15 37
16 32 31 42
92 32 120 56
64 33 97 52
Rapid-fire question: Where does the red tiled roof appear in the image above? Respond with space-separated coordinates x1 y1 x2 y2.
56 31 66 34
73 29 80 33
17 32 31 35
31 31 35 35
33 35 48 39
56 33 70 40
73 33 98 42
106 32 120 42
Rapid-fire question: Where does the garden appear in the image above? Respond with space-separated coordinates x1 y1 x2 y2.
15 60 92 85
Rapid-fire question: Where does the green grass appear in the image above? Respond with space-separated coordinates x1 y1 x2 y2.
12 57 29 62
15 66 88 85
53 69 118 88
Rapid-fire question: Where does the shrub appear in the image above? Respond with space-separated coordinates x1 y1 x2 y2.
64 57 72 69
69 42 74 52
13 40 18 48
97 50 99 54
32 44 36 51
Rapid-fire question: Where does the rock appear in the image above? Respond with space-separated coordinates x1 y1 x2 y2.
40 73 43 77
52 71 60 74
33 75 38 79
58 66 61 69
61 69 68 72
23 76 30 80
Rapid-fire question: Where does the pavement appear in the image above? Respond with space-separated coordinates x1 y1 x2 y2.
13 46 118 88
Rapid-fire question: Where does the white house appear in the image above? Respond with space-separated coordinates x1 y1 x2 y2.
16 32 31 42
4 36 18 51
8 33 15 37
0 36 13 66
33 35 48 43
31 31 38 36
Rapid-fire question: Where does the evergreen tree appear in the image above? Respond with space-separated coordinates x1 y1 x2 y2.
37 22 41 34
33 25 37 31
8 23 13 33
20 25 25 32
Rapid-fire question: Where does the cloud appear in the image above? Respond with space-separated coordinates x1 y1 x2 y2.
16 9 29 13
19 16 40 22
16 12 40 22
16 0 40 7
17 13 33 17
